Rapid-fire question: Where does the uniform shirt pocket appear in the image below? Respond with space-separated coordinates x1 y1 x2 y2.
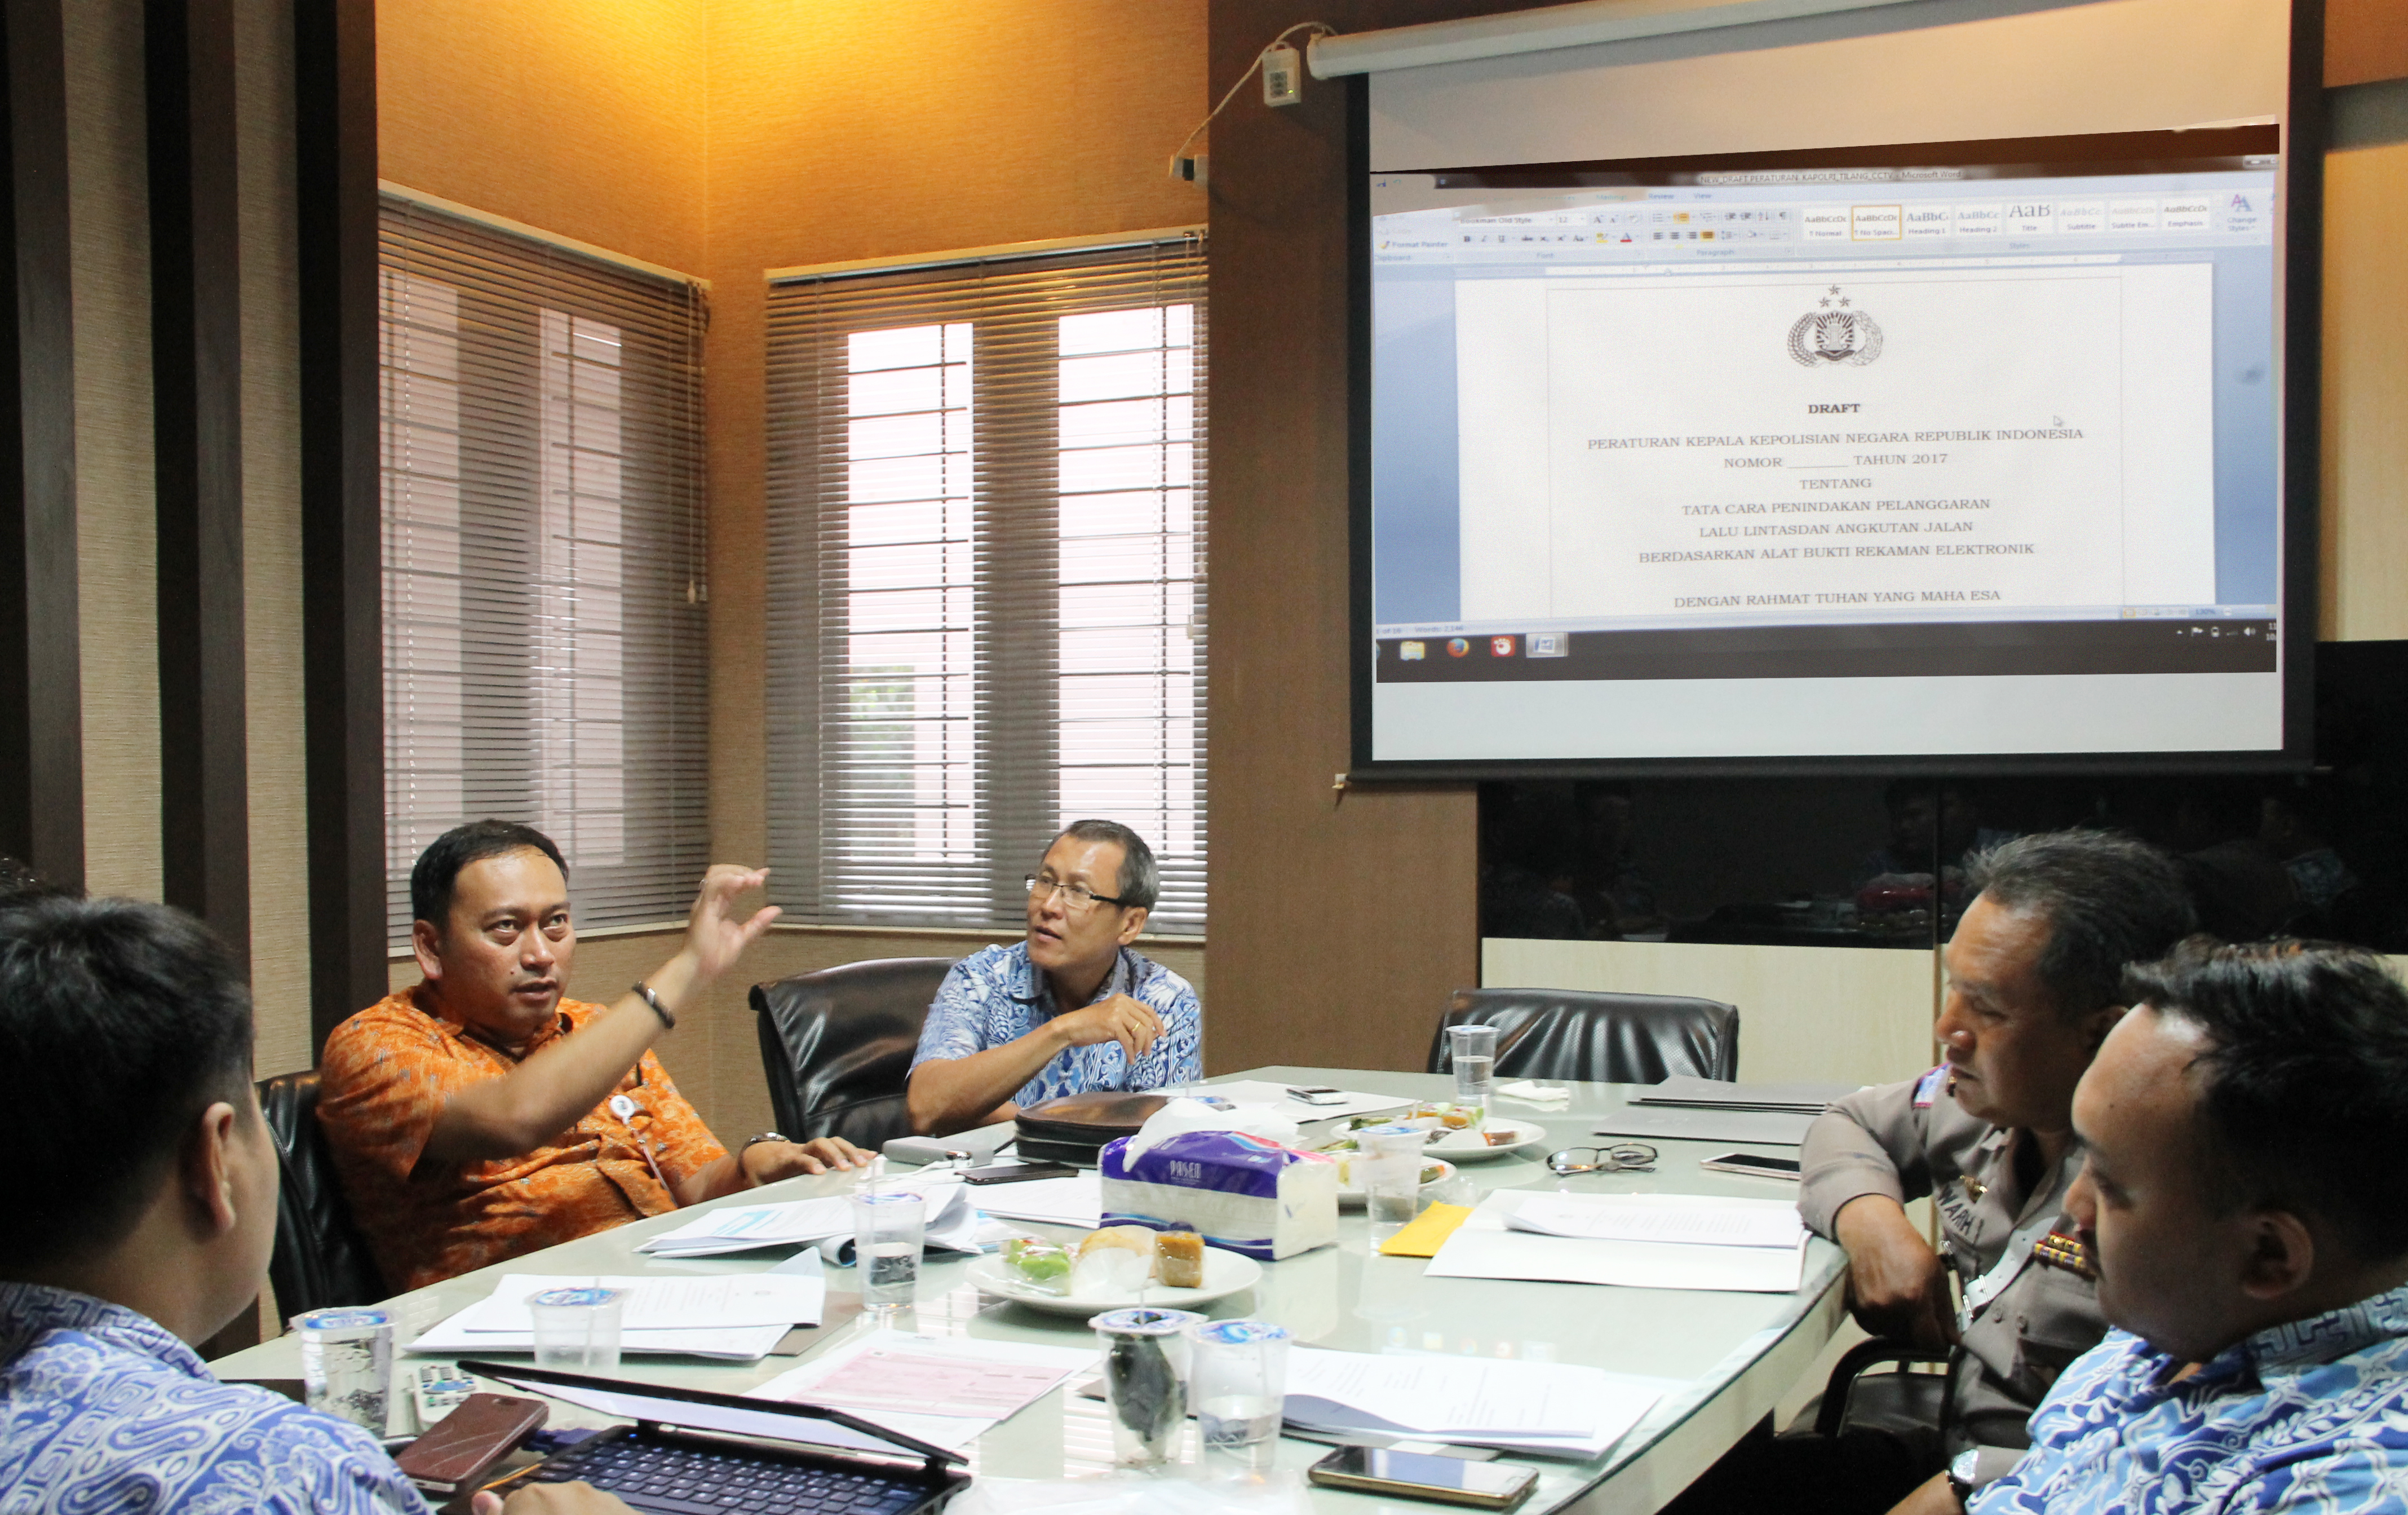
2011 1264 2109 1402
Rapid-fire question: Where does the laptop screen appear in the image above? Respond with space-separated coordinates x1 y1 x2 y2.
462 1361 964 1468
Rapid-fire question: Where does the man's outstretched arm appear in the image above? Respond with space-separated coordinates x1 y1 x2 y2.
423 867 779 1167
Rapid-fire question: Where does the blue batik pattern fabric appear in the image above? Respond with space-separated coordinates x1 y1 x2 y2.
1971 1280 2408 1515
0 1281 431 1514
910 942 1202 1108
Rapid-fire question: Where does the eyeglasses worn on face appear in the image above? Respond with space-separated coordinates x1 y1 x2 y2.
1546 1143 1659 1176
1024 874 1131 911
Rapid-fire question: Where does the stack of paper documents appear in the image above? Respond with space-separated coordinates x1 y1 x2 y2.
1589 1076 1861 1145
749 1328 1097 1452
637 1194 857 1257
1283 1348 1664 1459
962 1170 1103 1229
1204 1080 1415 1124
638 1181 984 1258
1426 1191 1810 1293
1630 1076 1855 1114
407 1267 825 1361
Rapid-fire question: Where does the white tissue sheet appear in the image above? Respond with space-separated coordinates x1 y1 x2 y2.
1125 1097 1302 1155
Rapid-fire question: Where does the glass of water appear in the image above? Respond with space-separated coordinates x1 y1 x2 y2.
1186 1319 1291 1469
294 1306 393 1434
852 1190 926 1318
1448 1023 1499 1131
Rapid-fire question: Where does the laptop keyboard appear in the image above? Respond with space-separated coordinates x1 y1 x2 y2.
534 1436 931 1515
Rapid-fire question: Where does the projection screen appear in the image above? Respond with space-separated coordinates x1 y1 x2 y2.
1349 0 2318 775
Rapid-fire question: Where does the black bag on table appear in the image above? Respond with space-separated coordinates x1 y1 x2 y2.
1013 1090 1168 1167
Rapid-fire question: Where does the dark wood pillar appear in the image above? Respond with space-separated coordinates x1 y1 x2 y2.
149 0 250 963
0 0 82 891
295 0 384 1048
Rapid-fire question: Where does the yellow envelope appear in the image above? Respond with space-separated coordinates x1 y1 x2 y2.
1377 1202 1474 1257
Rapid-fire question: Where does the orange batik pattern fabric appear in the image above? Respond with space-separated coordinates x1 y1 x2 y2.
317 990 728 1291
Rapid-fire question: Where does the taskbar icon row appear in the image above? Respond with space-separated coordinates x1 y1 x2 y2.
1393 633 1568 662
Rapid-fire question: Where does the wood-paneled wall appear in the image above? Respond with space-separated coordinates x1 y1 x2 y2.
65 0 161 903
236 0 311 1076
46 0 316 1075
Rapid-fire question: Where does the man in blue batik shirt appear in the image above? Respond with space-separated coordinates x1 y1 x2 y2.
907 820 1201 1137
0 888 622 1515
1888 938 2408 1515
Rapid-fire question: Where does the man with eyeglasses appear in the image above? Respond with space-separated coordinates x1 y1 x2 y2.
905 820 1201 1137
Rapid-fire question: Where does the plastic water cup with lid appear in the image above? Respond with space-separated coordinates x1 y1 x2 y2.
1091 1306 1206 1465
1185 1319 1292 1469
294 1306 393 1433
528 1287 626 1373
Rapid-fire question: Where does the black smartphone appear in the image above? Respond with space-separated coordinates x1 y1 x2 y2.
1308 1447 1538 1509
1700 1151 1803 1180
959 1160 1079 1185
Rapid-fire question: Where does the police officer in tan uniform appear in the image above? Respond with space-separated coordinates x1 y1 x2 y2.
1668 831 2196 1515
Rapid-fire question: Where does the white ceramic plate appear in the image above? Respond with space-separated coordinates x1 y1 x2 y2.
1331 1156 1459 1206
1424 1119 1551 1162
966 1245 1263 1316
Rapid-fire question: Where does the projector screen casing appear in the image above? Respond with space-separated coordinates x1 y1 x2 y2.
1348 0 2322 779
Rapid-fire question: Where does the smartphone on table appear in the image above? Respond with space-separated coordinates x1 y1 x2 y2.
958 1160 1079 1185
1308 1446 1538 1509
1699 1151 1803 1180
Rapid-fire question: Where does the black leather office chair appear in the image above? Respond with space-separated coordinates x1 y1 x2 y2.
1685 1339 1951 1508
1428 987 1741 1084
1811 1338 1955 1452
256 1071 387 1320
753 957 957 1149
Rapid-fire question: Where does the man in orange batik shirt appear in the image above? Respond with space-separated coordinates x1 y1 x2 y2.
320 820 868 1291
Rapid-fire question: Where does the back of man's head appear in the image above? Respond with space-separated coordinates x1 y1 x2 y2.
2124 938 2408 1264
0 895 255 1274
1966 829 2198 1015
411 818 568 930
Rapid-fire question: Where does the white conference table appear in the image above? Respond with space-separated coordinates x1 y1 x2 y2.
214 1067 1845 1515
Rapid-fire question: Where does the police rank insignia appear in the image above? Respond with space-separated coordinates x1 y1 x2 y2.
1789 285 1883 368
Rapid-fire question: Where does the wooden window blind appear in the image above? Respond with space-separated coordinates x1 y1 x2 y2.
379 195 709 946
764 233 1207 935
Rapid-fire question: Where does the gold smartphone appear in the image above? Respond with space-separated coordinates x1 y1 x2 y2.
1307 1447 1538 1510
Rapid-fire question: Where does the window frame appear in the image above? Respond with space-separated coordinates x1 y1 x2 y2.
377 191 711 947
764 231 1209 937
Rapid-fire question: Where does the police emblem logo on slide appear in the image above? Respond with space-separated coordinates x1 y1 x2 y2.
1787 286 1884 368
